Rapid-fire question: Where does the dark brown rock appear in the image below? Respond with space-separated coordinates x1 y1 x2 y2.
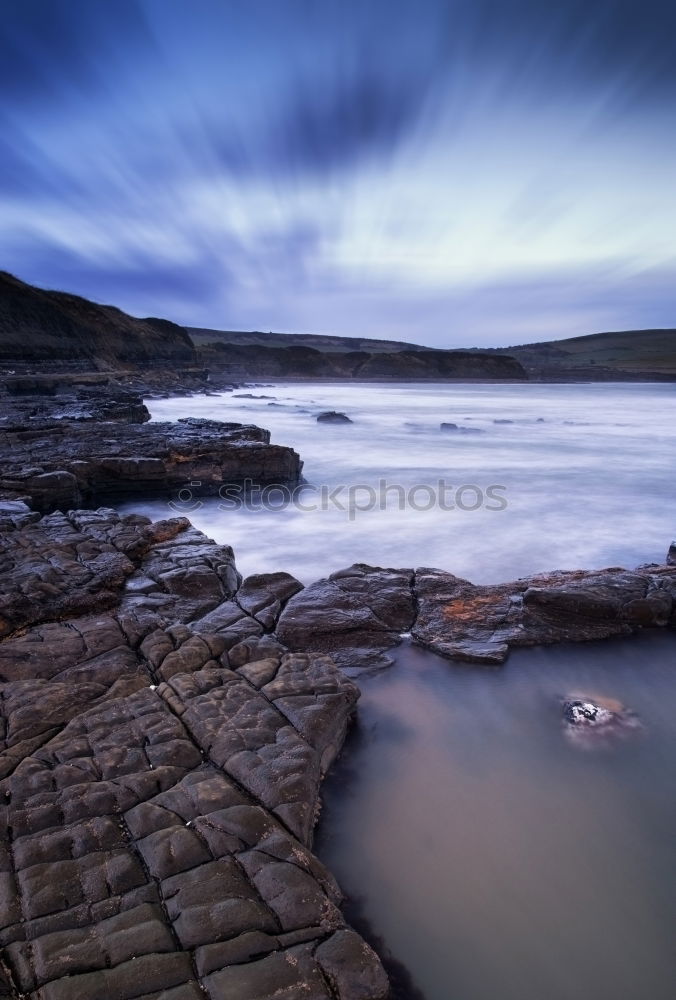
317 411 353 424
236 571 304 628
440 422 485 434
0 510 387 999
316 929 391 1000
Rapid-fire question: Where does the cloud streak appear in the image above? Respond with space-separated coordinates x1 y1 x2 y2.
0 0 674 345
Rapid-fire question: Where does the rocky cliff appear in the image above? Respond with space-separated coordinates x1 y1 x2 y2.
0 272 195 366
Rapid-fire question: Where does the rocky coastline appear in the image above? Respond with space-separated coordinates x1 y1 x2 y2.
1 376 675 999
0 377 301 512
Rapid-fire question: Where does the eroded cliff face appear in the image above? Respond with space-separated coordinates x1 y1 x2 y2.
0 505 389 1000
0 272 528 384
0 272 195 366
201 342 528 380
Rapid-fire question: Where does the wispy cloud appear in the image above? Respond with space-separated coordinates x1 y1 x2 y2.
1 0 674 345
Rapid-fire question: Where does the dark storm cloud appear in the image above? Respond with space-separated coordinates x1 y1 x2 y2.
455 0 676 101
0 0 155 105
265 69 435 177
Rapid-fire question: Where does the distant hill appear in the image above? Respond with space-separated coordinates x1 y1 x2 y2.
7 271 672 382
0 274 525 380
188 326 434 354
191 326 526 380
193 323 676 381
495 328 676 379
0 271 195 366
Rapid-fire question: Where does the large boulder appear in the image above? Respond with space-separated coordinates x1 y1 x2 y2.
276 564 416 673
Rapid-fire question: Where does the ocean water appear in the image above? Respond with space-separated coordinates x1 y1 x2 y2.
122 381 676 583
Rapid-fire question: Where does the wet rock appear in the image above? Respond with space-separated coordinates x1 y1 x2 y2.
236 572 304 629
317 411 353 424
0 511 387 999
276 564 416 672
440 422 485 434
0 417 302 512
0 507 187 637
1 376 151 425
316 929 390 1000
562 695 642 747
413 564 676 665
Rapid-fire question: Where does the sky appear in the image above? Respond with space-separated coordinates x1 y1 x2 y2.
2 0 676 348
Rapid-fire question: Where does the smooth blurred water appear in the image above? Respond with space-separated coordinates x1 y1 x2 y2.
121 381 676 583
315 632 676 1000
119 382 676 999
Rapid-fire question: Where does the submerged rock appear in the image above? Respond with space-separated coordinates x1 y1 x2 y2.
317 411 353 424
440 422 485 434
562 695 642 747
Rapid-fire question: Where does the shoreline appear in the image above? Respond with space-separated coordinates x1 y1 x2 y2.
0 374 675 998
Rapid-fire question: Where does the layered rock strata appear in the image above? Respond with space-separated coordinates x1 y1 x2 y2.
0 418 302 512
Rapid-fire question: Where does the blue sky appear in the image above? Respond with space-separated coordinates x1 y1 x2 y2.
2 0 675 346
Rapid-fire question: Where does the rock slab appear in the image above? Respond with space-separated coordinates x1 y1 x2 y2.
0 509 387 1000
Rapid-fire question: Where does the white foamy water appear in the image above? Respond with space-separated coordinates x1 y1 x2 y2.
121 381 676 583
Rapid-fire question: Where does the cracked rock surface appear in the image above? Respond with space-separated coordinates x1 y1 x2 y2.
2 500 674 999
0 506 388 1000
